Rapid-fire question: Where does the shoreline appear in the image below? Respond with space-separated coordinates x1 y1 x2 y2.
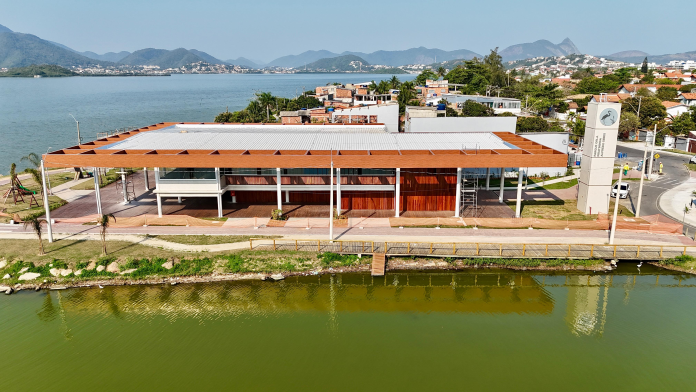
3 258 682 294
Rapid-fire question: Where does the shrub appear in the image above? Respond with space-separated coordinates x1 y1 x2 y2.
659 254 694 266
318 252 362 268
224 254 249 273
271 209 286 221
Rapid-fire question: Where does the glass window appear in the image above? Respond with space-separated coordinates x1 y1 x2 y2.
160 168 216 180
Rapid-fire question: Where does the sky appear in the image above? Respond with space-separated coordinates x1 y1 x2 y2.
2 0 691 63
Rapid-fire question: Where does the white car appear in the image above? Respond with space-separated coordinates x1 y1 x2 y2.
611 182 630 199
689 155 696 164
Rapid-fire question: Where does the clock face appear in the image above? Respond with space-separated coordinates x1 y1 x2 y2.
599 108 618 126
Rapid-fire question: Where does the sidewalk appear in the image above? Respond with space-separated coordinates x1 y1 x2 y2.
660 176 696 227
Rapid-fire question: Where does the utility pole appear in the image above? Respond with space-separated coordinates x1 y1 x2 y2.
69 114 81 145
635 141 648 218
647 124 656 180
609 167 623 245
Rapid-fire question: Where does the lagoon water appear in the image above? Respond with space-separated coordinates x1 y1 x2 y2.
1 266 695 391
0 73 415 174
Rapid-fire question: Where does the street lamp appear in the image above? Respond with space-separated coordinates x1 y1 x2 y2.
45 146 52 195
69 114 81 145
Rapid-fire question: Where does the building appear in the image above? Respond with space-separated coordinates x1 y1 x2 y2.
425 94 522 115
617 84 683 95
331 103 399 133
678 92 696 106
663 101 690 117
42 122 566 220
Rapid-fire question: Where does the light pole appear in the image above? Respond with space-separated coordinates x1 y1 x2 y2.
69 114 81 145
45 146 53 195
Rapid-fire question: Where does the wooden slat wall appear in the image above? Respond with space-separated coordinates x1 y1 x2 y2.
229 169 456 211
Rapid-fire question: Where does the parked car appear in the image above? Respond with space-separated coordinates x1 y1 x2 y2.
689 155 696 164
611 182 630 199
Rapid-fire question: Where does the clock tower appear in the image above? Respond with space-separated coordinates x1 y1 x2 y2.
577 100 622 214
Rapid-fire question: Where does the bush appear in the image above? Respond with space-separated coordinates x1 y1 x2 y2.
318 252 363 268
271 209 286 221
224 254 249 273
659 254 694 266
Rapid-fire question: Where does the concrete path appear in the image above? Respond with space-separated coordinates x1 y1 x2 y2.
50 177 94 203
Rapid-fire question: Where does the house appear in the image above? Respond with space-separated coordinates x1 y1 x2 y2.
43 122 566 219
279 111 302 124
589 94 631 103
331 103 399 133
663 101 690 117
424 93 522 115
416 79 449 99
678 92 696 106
617 84 683 95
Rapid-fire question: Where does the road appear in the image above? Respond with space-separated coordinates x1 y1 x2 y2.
615 143 693 231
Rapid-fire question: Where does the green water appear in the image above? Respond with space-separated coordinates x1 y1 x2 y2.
1 265 694 391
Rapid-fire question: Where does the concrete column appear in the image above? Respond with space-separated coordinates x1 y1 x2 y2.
454 168 462 217
498 167 505 203
285 190 290 203
336 168 341 213
154 167 160 190
515 169 524 218
217 195 223 218
40 160 53 243
215 167 222 218
157 195 163 218
178 196 183 204
121 168 129 204
485 168 491 190
143 167 149 191
395 168 401 217
94 167 102 215
276 168 282 211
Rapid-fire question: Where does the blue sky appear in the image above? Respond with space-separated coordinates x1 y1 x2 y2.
2 0 690 63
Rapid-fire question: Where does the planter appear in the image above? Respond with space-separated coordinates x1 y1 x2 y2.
266 219 286 227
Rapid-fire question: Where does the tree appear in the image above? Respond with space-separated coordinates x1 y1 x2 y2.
571 119 586 137
690 106 696 125
656 86 678 102
256 92 275 122
24 217 47 256
670 112 696 135
437 66 447 78
641 57 649 74
516 117 550 133
613 68 635 84
679 84 696 93
636 87 653 97
619 112 640 138
571 68 594 80
97 214 115 255
389 75 401 89
20 153 43 195
444 59 491 94
642 72 655 84
483 47 505 87
575 75 622 94
414 69 438 86
397 81 417 114
460 100 494 117
623 96 667 128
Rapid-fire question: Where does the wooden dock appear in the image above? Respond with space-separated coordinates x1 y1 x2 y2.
372 253 386 276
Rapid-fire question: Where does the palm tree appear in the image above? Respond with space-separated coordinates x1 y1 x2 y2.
24 217 47 255
256 92 275 122
20 153 43 193
389 76 401 89
97 214 115 255
437 66 447 79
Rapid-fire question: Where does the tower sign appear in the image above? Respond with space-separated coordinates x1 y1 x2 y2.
577 101 622 214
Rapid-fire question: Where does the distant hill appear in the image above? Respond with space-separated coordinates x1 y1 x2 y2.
302 55 369 71
0 24 11 33
347 47 480 66
117 48 224 68
81 51 131 62
499 38 580 62
226 57 264 68
0 32 108 68
605 50 696 64
268 47 481 68
267 50 338 68
0 64 77 77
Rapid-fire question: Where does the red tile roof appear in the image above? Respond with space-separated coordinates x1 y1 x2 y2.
681 93 696 100
662 101 684 108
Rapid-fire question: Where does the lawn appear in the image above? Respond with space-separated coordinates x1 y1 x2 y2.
70 168 125 190
0 173 67 223
507 199 634 220
151 235 280 245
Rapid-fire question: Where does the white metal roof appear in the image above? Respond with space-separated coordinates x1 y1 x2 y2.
100 124 517 151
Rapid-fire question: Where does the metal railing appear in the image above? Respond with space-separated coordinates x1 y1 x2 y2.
249 238 696 260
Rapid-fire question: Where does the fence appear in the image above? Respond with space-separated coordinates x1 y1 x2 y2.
249 238 696 261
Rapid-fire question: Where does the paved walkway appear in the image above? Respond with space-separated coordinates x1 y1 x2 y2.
660 175 696 228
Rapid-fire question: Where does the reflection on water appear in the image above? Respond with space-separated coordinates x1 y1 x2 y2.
3 266 696 391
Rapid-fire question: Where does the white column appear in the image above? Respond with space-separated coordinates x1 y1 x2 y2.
276 168 282 211
285 190 289 203
121 168 129 204
157 195 163 218
40 160 53 243
215 167 222 218
395 168 401 217
515 168 524 218
336 168 341 214
178 196 182 204
143 167 149 191
485 168 491 190
154 167 162 217
94 167 102 215
498 167 505 203
454 168 462 217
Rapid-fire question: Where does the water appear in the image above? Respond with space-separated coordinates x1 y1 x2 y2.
1 266 694 391
0 73 414 174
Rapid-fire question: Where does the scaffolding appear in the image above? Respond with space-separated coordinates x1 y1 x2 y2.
460 175 479 218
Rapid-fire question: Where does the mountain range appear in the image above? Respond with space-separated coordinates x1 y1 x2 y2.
1 22 694 70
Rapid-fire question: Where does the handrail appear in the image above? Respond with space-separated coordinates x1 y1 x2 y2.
248 238 696 260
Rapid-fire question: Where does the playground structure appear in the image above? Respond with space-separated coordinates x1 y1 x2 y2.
2 173 40 207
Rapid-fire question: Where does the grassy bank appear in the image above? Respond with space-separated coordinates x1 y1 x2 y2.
149 235 280 245
508 199 634 220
